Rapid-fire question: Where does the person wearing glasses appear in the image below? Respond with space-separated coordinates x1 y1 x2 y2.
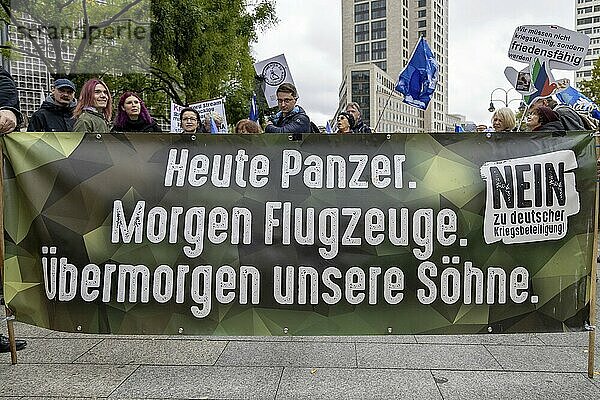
180 107 200 134
525 106 563 132
265 83 310 134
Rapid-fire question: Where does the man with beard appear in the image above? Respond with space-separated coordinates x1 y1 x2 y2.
28 78 77 132
345 102 372 133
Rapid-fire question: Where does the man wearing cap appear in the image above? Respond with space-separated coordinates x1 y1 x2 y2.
28 78 77 132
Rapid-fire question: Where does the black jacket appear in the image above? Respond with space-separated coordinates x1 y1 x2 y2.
112 118 162 133
265 106 311 134
354 120 372 133
553 105 585 131
534 120 565 132
27 95 76 132
0 66 23 126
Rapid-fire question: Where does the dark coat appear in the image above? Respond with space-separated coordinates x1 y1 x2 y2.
534 120 565 132
27 95 76 132
72 109 110 133
0 66 23 126
354 120 372 133
112 118 162 133
553 105 585 131
265 106 311 134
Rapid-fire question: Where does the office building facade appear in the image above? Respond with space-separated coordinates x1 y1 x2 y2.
575 0 600 86
340 0 449 132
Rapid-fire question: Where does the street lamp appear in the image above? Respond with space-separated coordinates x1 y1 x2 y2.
488 88 524 113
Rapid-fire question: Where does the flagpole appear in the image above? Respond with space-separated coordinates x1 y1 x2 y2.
374 88 396 133
375 36 426 134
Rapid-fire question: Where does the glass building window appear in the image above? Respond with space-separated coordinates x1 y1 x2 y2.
371 0 386 19
355 3 369 23
355 23 369 42
351 70 371 126
372 40 386 60
355 43 370 62
371 20 386 40
375 61 387 72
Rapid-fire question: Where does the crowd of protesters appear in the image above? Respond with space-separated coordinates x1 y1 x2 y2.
5 69 598 138
6 75 376 136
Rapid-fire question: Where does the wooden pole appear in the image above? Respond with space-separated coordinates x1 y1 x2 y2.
589 134 599 379
0 145 17 364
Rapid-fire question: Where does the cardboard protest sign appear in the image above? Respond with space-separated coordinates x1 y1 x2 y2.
170 98 228 133
505 25 591 105
254 54 295 108
508 25 590 70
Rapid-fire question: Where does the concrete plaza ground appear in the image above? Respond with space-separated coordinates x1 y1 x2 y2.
1 277 600 399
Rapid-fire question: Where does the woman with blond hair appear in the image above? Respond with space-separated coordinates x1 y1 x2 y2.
491 107 516 132
72 78 112 133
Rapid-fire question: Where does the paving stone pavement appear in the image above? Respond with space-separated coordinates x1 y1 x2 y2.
1 271 599 399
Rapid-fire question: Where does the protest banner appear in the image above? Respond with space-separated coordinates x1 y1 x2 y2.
254 54 295 108
170 98 228 133
1 132 596 336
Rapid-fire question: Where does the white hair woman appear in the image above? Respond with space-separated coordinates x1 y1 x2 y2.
491 107 516 132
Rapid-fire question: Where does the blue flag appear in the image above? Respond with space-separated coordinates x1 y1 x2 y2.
210 116 219 134
454 124 465 133
556 86 599 120
325 120 333 134
395 37 439 110
249 93 259 122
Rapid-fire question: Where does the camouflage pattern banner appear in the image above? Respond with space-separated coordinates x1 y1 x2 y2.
1 132 597 335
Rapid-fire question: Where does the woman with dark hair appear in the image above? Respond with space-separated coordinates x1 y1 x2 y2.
526 106 564 132
113 92 161 132
336 111 355 134
72 79 112 133
180 107 200 134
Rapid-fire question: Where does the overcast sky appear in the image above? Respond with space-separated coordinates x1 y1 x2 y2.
252 0 576 127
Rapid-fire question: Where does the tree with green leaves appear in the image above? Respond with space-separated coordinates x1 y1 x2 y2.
580 58 600 105
1 0 149 77
1 0 277 127
150 0 277 122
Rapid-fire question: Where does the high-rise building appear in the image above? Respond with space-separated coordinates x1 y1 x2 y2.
339 0 449 133
575 0 600 87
